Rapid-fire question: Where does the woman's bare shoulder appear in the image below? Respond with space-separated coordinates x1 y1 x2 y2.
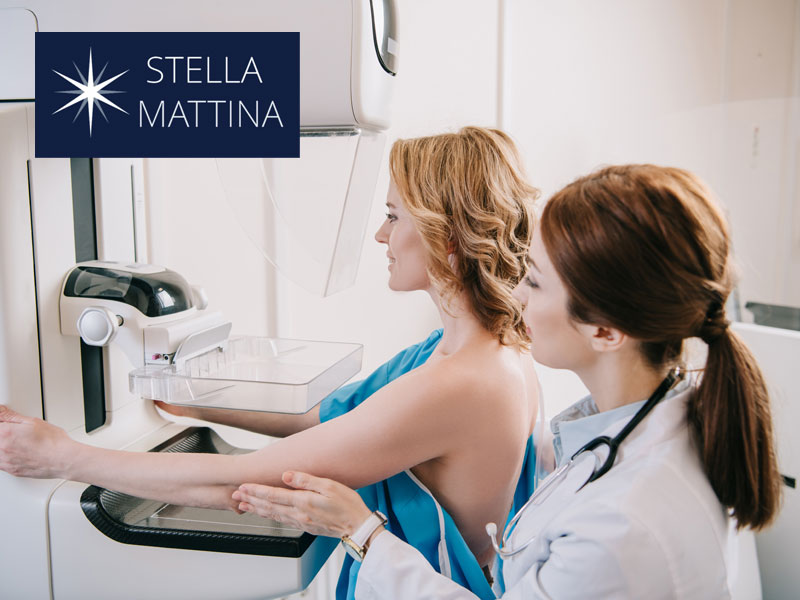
413 343 532 411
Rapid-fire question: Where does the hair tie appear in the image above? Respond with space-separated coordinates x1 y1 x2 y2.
699 301 729 344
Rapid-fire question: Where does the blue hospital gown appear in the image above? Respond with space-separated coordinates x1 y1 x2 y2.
319 329 538 600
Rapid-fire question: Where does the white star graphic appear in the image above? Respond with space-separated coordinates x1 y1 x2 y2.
53 48 129 137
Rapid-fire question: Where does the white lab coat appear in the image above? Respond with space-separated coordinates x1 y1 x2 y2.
355 386 757 599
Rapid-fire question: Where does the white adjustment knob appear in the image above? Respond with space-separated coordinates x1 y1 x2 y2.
77 307 122 346
191 286 209 310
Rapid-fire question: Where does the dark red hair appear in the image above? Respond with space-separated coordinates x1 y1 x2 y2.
541 164 781 530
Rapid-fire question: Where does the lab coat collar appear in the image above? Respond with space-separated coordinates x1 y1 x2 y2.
551 377 691 467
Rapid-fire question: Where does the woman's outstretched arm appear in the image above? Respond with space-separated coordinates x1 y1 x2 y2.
0 359 480 511
154 401 321 438
151 333 441 438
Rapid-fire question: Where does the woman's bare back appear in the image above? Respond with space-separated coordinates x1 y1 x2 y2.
409 340 539 566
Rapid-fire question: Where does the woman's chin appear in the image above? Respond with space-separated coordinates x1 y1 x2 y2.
387 277 413 292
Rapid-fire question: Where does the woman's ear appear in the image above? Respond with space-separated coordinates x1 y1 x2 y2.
448 252 458 272
586 325 628 353
447 238 458 271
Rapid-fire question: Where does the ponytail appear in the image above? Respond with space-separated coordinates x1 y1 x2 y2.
688 327 782 529
542 164 783 530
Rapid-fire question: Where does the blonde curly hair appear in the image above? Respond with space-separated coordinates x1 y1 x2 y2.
389 127 539 348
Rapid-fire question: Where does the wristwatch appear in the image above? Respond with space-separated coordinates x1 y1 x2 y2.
340 510 388 562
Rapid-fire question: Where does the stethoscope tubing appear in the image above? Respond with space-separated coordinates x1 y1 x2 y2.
488 368 683 559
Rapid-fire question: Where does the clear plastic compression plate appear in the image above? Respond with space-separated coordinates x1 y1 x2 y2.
129 336 363 414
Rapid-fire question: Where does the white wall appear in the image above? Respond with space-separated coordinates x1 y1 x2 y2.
506 0 800 415
511 0 799 309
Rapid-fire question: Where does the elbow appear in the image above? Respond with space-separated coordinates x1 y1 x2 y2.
186 484 240 512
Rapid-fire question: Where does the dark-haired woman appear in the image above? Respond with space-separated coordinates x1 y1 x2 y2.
231 164 782 599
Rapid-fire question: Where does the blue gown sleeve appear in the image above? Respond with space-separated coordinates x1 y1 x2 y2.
319 329 444 423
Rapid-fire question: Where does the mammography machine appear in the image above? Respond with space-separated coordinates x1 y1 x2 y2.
733 323 800 599
0 1 397 598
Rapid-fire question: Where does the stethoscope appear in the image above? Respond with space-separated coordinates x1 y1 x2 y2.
486 367 684 558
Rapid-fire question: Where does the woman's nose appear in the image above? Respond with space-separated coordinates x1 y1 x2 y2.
375 220 389 243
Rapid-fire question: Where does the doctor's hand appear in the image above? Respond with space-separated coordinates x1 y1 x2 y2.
0 405 74 479
233 471 373 538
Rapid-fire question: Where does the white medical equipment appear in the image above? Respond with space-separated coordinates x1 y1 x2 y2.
0 1 397 598
732 323 799 599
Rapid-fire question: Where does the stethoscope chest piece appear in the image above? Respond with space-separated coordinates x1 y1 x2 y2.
487 450 597 558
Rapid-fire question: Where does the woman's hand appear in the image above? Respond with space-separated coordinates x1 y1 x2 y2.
0 405 74 479
233 471 373 538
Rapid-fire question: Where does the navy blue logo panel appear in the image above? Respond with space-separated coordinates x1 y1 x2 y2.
35 32 300 158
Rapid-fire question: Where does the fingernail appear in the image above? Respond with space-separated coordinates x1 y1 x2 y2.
283 471 294 483
232 491 241 501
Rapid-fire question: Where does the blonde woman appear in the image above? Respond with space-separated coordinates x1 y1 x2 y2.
0 127 540 599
